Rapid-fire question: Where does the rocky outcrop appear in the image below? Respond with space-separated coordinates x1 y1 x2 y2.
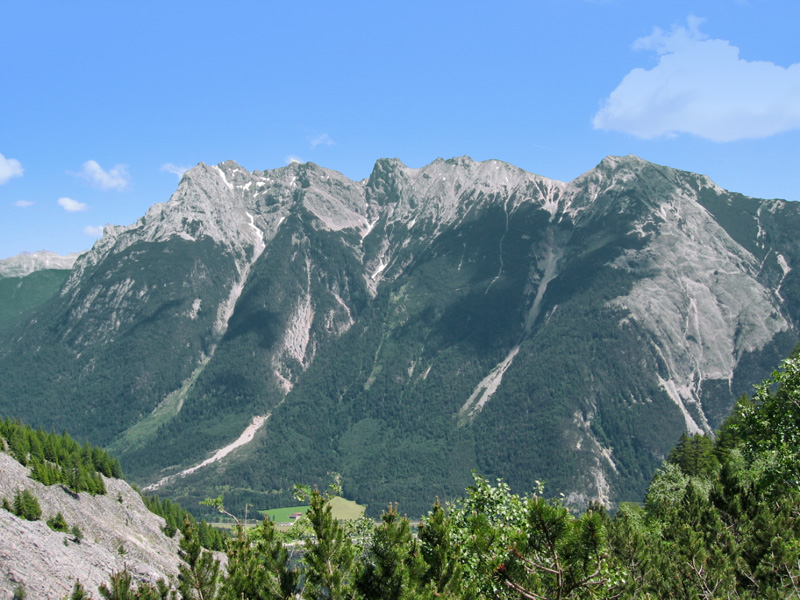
0 452 182 599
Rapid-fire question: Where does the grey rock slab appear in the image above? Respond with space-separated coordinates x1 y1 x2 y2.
0 452 182 599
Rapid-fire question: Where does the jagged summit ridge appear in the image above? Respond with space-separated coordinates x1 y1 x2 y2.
74 156 570 260
67 154 723 288
367 155 565 222
65 155 572 297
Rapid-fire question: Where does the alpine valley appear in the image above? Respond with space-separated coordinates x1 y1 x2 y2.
1 155 798 518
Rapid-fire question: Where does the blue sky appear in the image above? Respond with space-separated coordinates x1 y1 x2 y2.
1 0 799 259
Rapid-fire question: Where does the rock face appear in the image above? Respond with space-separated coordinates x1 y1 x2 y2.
0 155 798 516
0 452 181 599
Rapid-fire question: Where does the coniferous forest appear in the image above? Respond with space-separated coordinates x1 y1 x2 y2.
0 418 120 495
4 350 797 599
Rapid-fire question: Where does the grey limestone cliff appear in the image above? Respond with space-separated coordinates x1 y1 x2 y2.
0 452 182 599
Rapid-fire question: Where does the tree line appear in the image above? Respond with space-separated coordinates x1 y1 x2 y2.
142 493 227 551
0 418 121 494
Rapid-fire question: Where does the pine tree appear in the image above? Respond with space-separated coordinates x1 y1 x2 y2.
12 583 26 600
356 504 430 600
8 427 30 465
47 511 69 532
178 518 220 600
99 569 173 600
30 459 53 485
301 487 357 600
71 524 84 543
65 581 90 600
220 518 299 600
667 433 719 478
28 434 44 462
68 465 89 493
12 489 41 521
495 497 620 600
418 499 469 599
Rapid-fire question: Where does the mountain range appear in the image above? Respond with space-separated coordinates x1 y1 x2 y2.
1 154 798 517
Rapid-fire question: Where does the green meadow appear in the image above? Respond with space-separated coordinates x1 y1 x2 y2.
261 496 365 523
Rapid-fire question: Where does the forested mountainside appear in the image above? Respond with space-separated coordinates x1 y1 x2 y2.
0 251 78 327
0 155 798 517
4 353 798 599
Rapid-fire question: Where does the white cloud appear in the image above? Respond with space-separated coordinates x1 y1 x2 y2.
0 153 23 185
58 197 88 212
77 160 130 190
286 155 303 165
593 17 800 142
14 200 34 207
84 225 104 237
161 163 191 178
310 133 335 149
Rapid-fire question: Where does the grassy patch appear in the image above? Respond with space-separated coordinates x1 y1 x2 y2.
261 496 365 523
328 496 366 520
261 505 310 523
108 356 210 455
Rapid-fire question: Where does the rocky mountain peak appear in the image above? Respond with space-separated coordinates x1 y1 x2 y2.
598 153 647 170
0 251 81 278
367 155 564 229
560 155 701 222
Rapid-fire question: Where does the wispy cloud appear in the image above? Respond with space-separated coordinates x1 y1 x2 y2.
58 197 87 212
14 200 34 207
310 133 335 149
286 155 303 165
161 163 191 178
0 153 23 185
84 225 104 237
593 16 800 142
76 160 130 190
